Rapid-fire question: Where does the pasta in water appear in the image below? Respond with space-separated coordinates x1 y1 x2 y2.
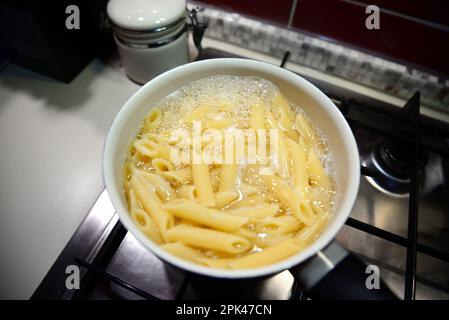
123 75 335 269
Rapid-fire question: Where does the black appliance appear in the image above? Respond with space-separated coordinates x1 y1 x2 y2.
0 0 112 83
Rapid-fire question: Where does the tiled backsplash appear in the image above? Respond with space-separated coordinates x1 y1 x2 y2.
196 0 449 78
194 0 294 26
191 2 449 112
291 0 449 78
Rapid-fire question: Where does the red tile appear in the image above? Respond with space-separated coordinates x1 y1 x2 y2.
196 0 294 26
292 0 449 77
353 0 449 27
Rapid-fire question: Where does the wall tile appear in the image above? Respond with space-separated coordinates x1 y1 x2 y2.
195 0 294 26
291 0 449 78
195 4 449 111
354 0 449 27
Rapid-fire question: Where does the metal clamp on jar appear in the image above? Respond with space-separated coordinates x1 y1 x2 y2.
107 0 192 84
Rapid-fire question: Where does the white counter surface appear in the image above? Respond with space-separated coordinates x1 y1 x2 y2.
0 55 140 299
1 37 447 299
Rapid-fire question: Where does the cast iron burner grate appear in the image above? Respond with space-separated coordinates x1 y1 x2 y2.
32 48 449 301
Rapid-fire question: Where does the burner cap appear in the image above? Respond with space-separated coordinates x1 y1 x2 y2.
363 140 428 196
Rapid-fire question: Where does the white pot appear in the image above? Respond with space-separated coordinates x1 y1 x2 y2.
103 58 360 279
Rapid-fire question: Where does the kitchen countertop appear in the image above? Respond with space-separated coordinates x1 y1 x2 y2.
0 54 140 299
1 36 448 300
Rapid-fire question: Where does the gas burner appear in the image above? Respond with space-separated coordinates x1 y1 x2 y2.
362 140 428 196
362 92 428 196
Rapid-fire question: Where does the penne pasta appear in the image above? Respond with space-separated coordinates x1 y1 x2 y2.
163 199 249 232
127 188 141 211
228 195 266 209
295 212 329 246
177 185 197 201
131 147 150 165
219 163 237 192
286 137 309 194
161 242 203 262
182 104 212 122
238 183 259 197
123 76 336 270
152 158 175 173
138 171 177 202
272 93 299 141
197 257 234 269
191 158 216 207
142 108 163 132
134 139 171 160
262 175 313 225
226 204 279 219
307 186 333 213
161 168 191 185
256 216 302 235
214 190 240 209
131 207 164 244
203 249 235 259
219 138 237 192
229 240 301 269
132 174 171 239
299 199 316 223
307 148 332 190
266 115 290 178
166 225 252 254
295 112 317 146
252 233 291 248
141 133 163 144
272 92 294 119
232 227 258 240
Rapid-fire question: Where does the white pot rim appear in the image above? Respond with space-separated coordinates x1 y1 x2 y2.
103 58 360 279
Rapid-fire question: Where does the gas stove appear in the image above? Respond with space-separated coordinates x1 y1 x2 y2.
32 48 449 300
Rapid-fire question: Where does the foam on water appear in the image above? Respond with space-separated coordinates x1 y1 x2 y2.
142 75 335 185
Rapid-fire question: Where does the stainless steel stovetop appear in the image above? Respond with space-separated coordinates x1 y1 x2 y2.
32 48 449 300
